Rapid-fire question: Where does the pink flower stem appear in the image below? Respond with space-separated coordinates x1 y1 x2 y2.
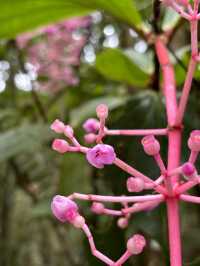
96 117 106 143
69 192 164 203
156 37 182 266
102 209 123 216
175 19 198 126
105 128 168 136
114 158 167 195
154 154 167 174
180 194 200 204
144 175 165 189
175 179 199 194
188 151 199 163
171 2 191 19
82 224 114 265
113 251 131 266
122 199 164 215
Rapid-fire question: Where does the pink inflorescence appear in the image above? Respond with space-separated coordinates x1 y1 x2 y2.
16 16 91 93
50 94 200 265
49 3 200 264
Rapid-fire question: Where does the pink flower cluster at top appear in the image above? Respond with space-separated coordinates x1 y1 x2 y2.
16 17 91 92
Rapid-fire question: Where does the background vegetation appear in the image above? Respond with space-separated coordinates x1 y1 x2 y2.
0 0 200 265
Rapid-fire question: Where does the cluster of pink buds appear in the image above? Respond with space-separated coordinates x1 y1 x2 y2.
16 16 91 92
50 99 200 265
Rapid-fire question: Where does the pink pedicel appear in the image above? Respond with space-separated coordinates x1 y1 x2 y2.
52 139 69 153
127 177 145 192
91 202 105 214
83 118 100 133
182 162 196 177
127 234 146 255
84 133 97 144
96 104 109 119
188 130 200 151
141 135 160 156
51 119 65 133
86 144 116 168
63 125 74 139
51 195 78 223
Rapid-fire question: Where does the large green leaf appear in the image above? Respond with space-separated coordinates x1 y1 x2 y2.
0 0 142 38
0 123 52 162
95 48 150 87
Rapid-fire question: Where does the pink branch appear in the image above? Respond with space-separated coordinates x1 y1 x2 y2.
122 199 164 215
180 194 200 204
105 128 168 136
154 153 167 174
114 158 167 195
175 179 199 194
114 251 131 266
189 150 199 164
175 19 198 125
82 224 114 265
69 192 164 203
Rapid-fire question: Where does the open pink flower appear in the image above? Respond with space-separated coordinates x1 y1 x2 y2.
86 144 116 168
51 195 78 223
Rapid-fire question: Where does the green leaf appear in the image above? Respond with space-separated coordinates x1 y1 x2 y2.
70 96 128 127
0 0 142 38
95 48 150 87
0 123 52 162
162 8 180 31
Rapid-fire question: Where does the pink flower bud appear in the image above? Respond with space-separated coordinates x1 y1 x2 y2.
96 104 108 119
127 234 146 255
83 118 100 133
117 218 128 229
51 195 79 223
64 125 74 139
51 119 65 133
52 139 69 153
86 144 116 168
127 177 145 192
91 202 105 214
182 162 196 177
141 135 160 156
188 130 200 151
84 133 97 144
73 215 85 228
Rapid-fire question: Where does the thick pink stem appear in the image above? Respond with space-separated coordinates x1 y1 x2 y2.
106 128 168 136
156 37 182 266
